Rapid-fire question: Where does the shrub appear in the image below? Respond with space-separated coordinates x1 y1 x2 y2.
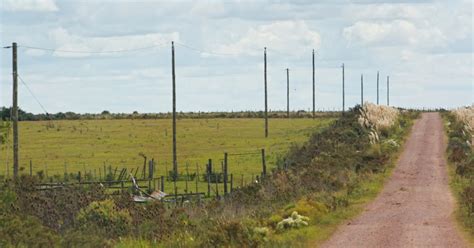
276 211 309 231
0 214 59 247
13 178 106 231
201 219 267 247
284 198 328 219
76 199 132 238
60 229 112 248
462 185 474 216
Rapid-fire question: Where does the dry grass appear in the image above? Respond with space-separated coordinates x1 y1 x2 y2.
358 102 399 144
453 105 474 133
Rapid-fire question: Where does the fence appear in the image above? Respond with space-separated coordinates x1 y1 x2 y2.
2 148 293 200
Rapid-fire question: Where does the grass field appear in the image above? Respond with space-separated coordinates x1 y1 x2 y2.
0 118 334 193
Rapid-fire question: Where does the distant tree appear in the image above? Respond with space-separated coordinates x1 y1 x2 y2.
101 110 110 115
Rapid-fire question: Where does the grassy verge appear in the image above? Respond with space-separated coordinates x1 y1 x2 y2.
266 169 394 247
442 112 474 244
447 161 474 244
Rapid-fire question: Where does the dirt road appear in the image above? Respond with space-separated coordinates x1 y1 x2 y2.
321 113 468 248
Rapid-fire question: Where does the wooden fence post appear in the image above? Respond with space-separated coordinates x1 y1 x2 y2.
134 166 139 178
161 176 165 192
261 149 267 177
195 163 199 194
143 156 147 179
215 174 219 198
208 159 212 175
29 160 32 176
223 153 228 195
230 173 233 192
207 172 211 197
148 159 154 179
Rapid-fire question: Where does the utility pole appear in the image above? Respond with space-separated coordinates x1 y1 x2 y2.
377 71 379 105
12 42 19 179
361 74 364 107
387 75 390 106
264 47 268 138
312 49 315 119
171 41 177 177
286 68 290 118
342 63 345 114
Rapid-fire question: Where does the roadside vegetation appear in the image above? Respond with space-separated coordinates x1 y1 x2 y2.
443 106 474 239
0 106 417 247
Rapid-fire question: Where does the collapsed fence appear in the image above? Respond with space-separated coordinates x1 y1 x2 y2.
6 147 294 201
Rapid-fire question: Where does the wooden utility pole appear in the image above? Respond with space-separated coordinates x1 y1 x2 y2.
12 42 19 179
171 41 178 177
342 63 345 114
264 47 268 138
387 76 390 106
312 49 315 119
286 68 290 118
377 71 380 105
361 74 364 107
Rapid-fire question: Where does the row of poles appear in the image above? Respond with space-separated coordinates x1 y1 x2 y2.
5 41 390 179
344 65 390 111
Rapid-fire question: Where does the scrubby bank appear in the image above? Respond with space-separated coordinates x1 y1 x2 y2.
444 106 474 236
0 107 416 247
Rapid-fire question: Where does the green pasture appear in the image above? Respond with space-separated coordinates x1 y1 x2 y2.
0 118 334 194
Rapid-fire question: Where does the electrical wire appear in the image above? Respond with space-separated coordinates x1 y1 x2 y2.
174 42 244 57
18 42 168 54
17 74 50 116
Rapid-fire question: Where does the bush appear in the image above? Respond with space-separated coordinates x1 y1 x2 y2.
60 230 112 248
76 199 132 238
448 137 470 163
0 214 59 247
13 178 106 231
201 219 267 247
284 198 328 219
276 211 309 231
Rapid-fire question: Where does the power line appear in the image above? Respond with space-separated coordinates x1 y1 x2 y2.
17 42 168 54
174 42 244 57
17 74 50 116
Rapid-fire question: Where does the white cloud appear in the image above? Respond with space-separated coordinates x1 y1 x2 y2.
48 27 180 58
2 0 58 12
342 20 447 48
347 4 428 20
216 20 321 57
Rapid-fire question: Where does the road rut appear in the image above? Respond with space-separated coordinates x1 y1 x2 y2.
321 113 468 248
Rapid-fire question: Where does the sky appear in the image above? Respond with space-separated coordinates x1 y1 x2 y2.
0 0 472 114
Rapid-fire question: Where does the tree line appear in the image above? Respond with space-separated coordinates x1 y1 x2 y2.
0 107 338 121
